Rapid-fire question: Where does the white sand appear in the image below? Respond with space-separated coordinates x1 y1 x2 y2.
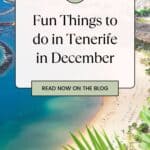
67 51 150 148
91 52 150 138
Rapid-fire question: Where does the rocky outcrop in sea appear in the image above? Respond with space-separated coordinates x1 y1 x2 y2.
0 42 13 74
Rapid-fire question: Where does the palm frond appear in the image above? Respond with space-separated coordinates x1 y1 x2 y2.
64 128 127 150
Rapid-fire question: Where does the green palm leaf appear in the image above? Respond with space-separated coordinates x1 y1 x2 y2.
70 132 86 150
87 127 101 150
64 128 127 150
102 130 115 150
115 136 127 150
93 128 107 150
78 131 91 150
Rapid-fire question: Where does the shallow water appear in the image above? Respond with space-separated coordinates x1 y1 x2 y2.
0 47 4 65
0 97 101 150
0 1 101 150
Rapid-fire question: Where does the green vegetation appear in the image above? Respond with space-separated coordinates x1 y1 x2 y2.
64 97 150 150
137 17 150 24
136 39 150 76
136 39 150 51
135 9 150 17
129 97 150 150
135 9 150 132
147 97 150 104
140 58 150 66
63 127 127 150
145 68 150 75
137 123 149 133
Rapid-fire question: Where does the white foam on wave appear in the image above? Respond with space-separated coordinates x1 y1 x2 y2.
3 0 15 4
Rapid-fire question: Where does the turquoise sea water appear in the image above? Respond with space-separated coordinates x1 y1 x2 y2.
0 1 101 149
0 47 4 65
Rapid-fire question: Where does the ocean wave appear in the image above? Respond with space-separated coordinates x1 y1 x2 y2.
3 0 15 4
0 7 15 16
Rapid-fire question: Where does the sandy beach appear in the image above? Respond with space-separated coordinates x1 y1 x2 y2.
90 51 150 138
67 51 150 148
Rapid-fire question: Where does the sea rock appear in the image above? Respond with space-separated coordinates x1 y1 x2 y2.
0 42 13 74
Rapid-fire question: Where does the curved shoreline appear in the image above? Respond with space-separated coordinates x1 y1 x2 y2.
90 52 150 138
67 52 150 148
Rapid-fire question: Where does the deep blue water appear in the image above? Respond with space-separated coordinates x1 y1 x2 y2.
0 1 101 150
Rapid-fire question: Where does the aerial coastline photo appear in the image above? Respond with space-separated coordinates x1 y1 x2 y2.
0 0 150 150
